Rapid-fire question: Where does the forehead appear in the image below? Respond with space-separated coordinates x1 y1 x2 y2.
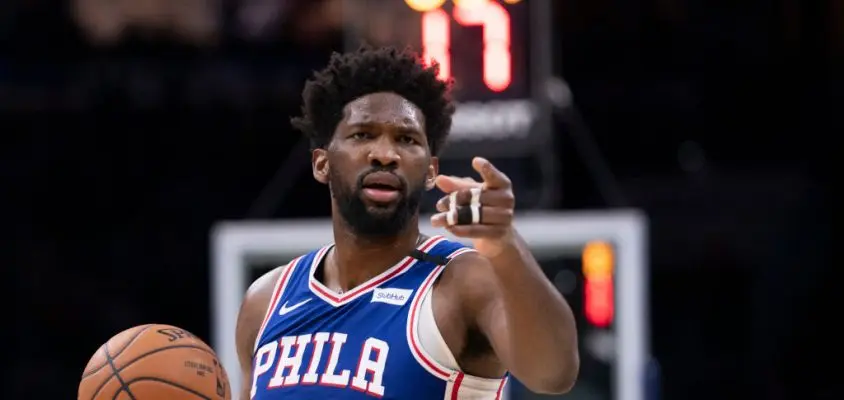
341 92 425 131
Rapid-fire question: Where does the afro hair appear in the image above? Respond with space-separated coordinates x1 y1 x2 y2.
291 45 455 156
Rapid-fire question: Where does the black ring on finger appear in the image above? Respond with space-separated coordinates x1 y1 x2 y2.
455 205 476 225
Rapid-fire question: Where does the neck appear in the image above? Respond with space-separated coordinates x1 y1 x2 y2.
327 214 421 293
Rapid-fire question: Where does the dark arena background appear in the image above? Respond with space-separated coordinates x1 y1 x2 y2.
4 0 836 399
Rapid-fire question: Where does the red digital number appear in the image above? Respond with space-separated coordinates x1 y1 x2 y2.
421 1 512 92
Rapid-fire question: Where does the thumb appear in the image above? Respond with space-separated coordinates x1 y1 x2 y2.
472 157 497 183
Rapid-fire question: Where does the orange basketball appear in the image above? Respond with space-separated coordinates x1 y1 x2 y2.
78 324 231 400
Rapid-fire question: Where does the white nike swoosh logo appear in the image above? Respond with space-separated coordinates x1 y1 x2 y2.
278 299 311 316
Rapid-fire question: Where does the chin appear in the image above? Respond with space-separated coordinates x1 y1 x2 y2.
365 205 399 218
361 195 401 211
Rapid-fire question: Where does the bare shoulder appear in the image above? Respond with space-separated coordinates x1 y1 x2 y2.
234 264 288 399
235 265 287 357
435 251 500 320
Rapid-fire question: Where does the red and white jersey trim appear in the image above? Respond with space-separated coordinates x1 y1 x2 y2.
406 247 509 399
252 256 303 352
308 236 447 307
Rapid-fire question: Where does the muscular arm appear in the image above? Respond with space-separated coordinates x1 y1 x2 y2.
456 235 579 394
234 267 284 400
432 159 579 394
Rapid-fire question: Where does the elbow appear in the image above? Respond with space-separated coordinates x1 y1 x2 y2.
523 354 580 395
531 372 578 395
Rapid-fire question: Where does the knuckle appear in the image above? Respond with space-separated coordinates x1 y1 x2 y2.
503 192 516 207
458 189 472 204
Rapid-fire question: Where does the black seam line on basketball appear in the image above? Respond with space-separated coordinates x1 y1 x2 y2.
120 377 213 400
89 344 216 399
103 342 138 400
82 325 154 379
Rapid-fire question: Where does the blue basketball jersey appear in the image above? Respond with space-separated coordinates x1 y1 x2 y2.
249 235 508 399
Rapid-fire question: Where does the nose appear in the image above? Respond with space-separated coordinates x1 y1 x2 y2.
367 137 400 167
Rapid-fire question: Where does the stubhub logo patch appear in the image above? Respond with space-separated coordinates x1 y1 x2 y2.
371 288 414 306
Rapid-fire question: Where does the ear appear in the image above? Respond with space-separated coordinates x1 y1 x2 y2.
425 156 439 191
312 148 329 185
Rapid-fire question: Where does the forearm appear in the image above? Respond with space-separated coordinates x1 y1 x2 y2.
487 232 579 392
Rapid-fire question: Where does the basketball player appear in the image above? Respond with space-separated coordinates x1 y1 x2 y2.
235 46 579 399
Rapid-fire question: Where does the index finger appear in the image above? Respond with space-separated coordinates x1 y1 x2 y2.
434 174 482 194
472 157 511 189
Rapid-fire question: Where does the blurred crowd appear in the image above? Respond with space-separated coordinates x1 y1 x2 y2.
0 0 348 112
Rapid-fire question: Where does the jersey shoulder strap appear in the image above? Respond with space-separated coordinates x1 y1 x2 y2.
411 237 475 266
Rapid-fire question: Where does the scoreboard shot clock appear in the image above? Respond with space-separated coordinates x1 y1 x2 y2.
341 0 555 159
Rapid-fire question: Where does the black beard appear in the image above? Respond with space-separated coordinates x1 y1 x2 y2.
330 166 425 239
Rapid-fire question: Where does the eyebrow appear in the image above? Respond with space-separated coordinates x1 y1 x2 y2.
349 122 422 135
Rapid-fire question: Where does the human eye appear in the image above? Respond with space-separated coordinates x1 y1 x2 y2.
350 131 372 140
398 135 417 144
